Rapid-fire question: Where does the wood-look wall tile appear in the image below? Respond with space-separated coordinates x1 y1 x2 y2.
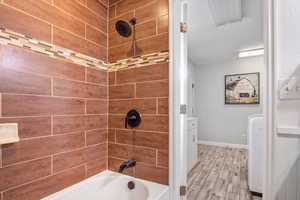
53 79 107 99
108 72 116 85
0 45 85 81
87 100 108 114
136 80 168 98
0 67 51 95
53 144 106 173
135 0 168 23
108 143 156 166
0 157 51 191
53 27 107 61
135 20 156 40
108 157 133 176
2 133 85 166
109 0 121 6
157 149 168 168
86 129 107 146
115 0 153 16
98 0 109 7
116 63 168 84
87 0 108 19
135 164 168 185
2 94 85 117
138 115 168 132
135 33 168 56
158 98 168 114
85 115 108 130
86 158 107 177
0 117 51 139
108 115 125 129
158 14 169 34
108 129 116 143
53 78 86 98
109 84 135 99
4 0 85 37
3 166 85 200
77 0 86 5
53 116 86 135
86 67 108 85
53 115 108 135
54 0 107 32
0 5 51 42
116 129 168 149
86 84 107 99
109 5 116 19
108 42 133 62
109 98 156 114
86 25 107 47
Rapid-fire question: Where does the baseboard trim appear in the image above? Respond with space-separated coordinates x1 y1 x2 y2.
197 140 248 149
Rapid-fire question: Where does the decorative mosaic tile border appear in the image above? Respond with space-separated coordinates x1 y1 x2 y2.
108 51 169 72
0 27 108 70
0 27 169 72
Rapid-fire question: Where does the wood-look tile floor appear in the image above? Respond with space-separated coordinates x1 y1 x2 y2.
187 145 262 200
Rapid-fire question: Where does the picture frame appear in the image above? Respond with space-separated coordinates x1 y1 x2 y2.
225 72 260 104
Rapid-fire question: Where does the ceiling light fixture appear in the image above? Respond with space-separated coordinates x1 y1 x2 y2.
208 0 243 26
238 48 265 58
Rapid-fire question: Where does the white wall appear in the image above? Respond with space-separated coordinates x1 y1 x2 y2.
194 56 265 145
272 0 300 199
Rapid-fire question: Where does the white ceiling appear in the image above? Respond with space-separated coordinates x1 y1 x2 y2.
187 0 263 65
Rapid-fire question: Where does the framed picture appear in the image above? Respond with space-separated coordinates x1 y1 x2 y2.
225 72 260 104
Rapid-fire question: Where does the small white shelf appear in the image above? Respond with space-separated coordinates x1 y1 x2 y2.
277 127 300 136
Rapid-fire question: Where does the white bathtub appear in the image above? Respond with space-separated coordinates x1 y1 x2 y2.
42 170 169 200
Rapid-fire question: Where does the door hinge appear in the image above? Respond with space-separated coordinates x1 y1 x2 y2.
180 185 187 196
180 104 187 114
180 22 187 33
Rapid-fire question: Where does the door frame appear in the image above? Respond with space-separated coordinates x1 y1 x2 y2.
169 0 275 199
169 0 188 200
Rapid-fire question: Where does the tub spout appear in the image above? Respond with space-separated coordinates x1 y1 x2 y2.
118 160 136 173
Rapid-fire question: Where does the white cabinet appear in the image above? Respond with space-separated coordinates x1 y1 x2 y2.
187 117 198 172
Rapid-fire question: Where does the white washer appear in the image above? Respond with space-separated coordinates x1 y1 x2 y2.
248 114 265 194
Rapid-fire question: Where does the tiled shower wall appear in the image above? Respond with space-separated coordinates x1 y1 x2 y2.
0 44 108 200
108 0 168 62
0 1 109 200
0 0 169 199
0 0 108 61
107 0 169 185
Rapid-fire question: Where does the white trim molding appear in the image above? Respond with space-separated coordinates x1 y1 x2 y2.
197 140 248 149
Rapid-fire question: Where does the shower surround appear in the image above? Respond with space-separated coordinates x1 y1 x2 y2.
0 0 169 199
